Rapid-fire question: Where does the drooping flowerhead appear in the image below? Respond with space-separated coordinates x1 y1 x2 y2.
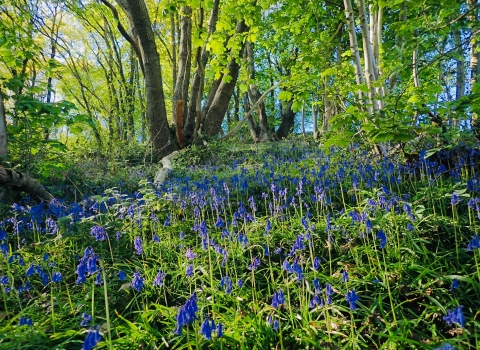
443 306 465 328
81 327 102 350
174 293 198 335
52 272 63 283
134 236 143 255
186 264 194 277
345 290 359 310
450 278 460 291
90 225 106 241
248 256 261 271
220 275 233 294
117 270 126 281
451 192 461 205
19 316 33 326
271 290 285 309
153 271 166 287
313 256 321 270
377 230 387 249
80 312 92 327
342 270 349 283
131 271 144 292
200 317 215 340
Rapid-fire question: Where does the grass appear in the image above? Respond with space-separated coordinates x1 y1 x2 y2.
1 140 480 349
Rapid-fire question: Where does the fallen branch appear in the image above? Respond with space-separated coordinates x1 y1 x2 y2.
221 81 283 141
0 167 54 203
154 150 180 185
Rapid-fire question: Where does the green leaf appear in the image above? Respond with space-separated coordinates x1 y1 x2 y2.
277 91 292 101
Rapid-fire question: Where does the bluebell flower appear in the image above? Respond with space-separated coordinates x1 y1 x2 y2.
174 293 198 335
451 192 461 205
19 316 33 326
18 281 31 293
377 230 387 249
248 257 261 271
271 290 285 309
26 264 35 277
82 327 102 350
291 260 304 281
131 271 144 291
406 223 414 231
200 318 215 340
216 323 224 337
450 278 460 291
117 270 126 281
152 234 161 243
264 245 270 256
309 294 324 309
43 253 49 262
1 243 10 257
342 270 349 283
81 313 92 327
90 225 106 241
313 256 321 270
443 306 465 328
220 275 232 294
134 236 143 255
153 271 166 287
467 234 480 251
273 318 279 331
326 283 333 305
186 264 194 277
345 290 359 310
313 278 321 294
237 279 244 288
95 273 102 285
115 231 121 241
52 272 62 283
185 248 196 260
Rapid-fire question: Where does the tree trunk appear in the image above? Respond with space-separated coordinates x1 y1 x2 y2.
246 41 273 141
173 6 192 133
117 0 176 157
0 88 7 158
184 0 221 143
276 99 296 139
201 21 248 136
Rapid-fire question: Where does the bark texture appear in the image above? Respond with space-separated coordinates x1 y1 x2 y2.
201 21 248 136
0 167 54 203
116 0 176 157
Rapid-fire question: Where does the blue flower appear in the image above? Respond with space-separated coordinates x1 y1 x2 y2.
81 327 102 350
313 256 321 270
131 271 144 291
309 294 324 309
237 279 244 288
443 306 465 328
19 316 33 326
342 270 349 283
467 234 480 251
326 283 333 305
451 192 461 205
220 275 232 294
26 264 35 277
95 273 102 285
134 236 143 255
216 323 224 337
52 272 62 283
174 293 198 335
186 264 194 277
200 318 215 340
377 230 387 249
345 290 359 310
450 278 460 291
152 234 161 242
248 257 261 271
185 248 197 260
271 290 285 309
153 271 166 287
313 278 321 294
81 313 92 327
90 225 106 241
117 270 126 281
